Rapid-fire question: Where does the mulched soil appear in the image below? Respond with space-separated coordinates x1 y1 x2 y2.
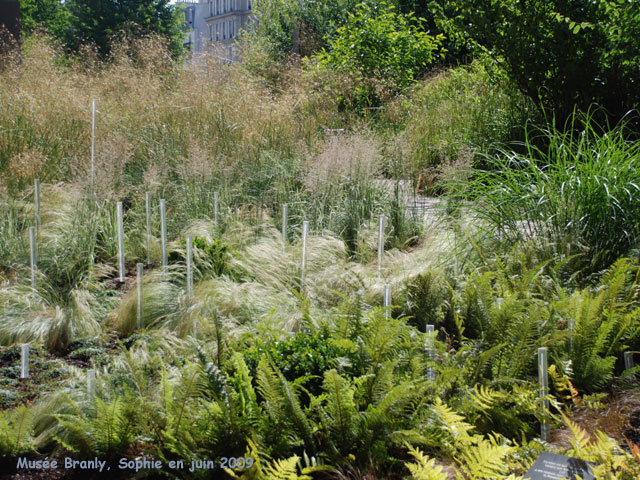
623 410 640 446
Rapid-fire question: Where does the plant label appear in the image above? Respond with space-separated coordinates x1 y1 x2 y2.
523 452 595 480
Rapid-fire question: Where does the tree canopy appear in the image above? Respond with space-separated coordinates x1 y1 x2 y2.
19 0 185 58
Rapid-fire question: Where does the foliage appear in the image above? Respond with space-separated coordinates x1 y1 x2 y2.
169 236 234 278
247 0 358 59
395 57 534 184
314 2 444 98
432 0 640 124
54 395 138 458
244 332 362 396
0 406 35 456
63 0 185 59
19 0 70 38
451 114 640 277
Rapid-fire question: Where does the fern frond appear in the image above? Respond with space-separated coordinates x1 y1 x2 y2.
404 444 449 480
459 438 513 479
468 384 507 412
432 398 475 446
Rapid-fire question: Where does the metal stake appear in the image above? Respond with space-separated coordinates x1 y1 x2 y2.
378 214 385 277
29 226 36 289
282 203 288 251
214 191 219 226
117 201 125 282
538 347 550 441
87 369 96 397
186 235 193 301
90 99 97 193
301 221 309 285
160 199 167 268
145 191 151 265
383 284 391 319
34 178 40 234
136 263 143 329
20 344 29 379
426 325 436 382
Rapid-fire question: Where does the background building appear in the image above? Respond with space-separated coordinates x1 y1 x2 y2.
178 0 254 60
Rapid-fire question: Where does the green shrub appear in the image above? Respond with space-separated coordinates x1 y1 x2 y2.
310 1 443 110
243 332 362 396
396 58 534 186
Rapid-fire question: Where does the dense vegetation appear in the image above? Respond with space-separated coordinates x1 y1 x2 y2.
1 0 640 477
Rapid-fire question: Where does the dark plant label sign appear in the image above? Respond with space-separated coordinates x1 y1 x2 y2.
524 452 595 480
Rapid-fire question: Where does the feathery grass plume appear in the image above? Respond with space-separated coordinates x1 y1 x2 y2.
228 225 295 290
0 284 101 353
106 266 183 335
193 277 299 331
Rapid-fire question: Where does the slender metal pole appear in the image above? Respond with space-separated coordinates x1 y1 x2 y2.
186 235 193 301
426 325 436 382
624 351 634 372
160 199 167 269
568 318 574 353
538 347 550 441
214 191 219 226
29 226 36 289
117 201 125 282
301 221 309 285
282 203 288 252
136 263 143 329
20 344 29 379
87 369 96 397
34 178 40 235
145 191 151 266
90 99 96 194
378 214 385 277
383 284 391 319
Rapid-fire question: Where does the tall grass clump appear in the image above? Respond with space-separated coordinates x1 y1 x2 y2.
394 58 534 192
456 113 640 279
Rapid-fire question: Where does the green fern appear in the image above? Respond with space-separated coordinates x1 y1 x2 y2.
0 405 35 456
404 444 449 480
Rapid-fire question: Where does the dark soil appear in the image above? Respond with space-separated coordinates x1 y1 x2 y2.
623 410 640 446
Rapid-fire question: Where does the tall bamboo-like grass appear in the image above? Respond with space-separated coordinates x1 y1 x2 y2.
453 114 640 278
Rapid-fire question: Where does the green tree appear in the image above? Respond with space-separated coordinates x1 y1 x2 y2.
64 0 185 59
249 0 358 59
432 0 640 125
316 1 444 88
19 0 70 38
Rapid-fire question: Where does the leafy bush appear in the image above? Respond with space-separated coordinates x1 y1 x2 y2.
311 1 443 109
243 332 362 395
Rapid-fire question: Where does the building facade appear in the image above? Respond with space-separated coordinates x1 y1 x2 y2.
205 0 254 61
178 0 254 60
